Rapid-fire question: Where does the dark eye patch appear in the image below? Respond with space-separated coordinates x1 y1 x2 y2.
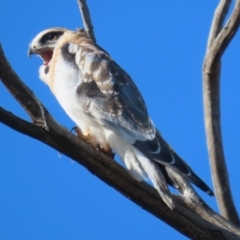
41 31 64 44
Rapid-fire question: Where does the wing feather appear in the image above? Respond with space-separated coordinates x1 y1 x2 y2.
63 41 156 142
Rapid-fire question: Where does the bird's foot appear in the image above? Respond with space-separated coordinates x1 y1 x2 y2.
71 126 114 158
96 143 115 158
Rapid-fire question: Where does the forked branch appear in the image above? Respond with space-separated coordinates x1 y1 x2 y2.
203 0 240 226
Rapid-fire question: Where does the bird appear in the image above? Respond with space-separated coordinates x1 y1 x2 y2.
28 27 213 209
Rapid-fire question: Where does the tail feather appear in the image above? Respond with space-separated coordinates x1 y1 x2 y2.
131 147 174 209
133 130 214 197
170 151 214 196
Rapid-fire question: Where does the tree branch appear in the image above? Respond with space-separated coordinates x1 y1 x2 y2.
0 44 49 130
0 107 240 240
168 168 240 235
207 0 231 49
77 0 96 43
203 0 240 225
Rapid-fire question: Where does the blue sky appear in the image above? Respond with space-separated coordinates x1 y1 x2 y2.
0 1 240 239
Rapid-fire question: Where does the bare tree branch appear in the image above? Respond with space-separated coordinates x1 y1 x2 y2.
0 44 49 130
77 0 96 43
203 0 240 225
0 106 239 240
168 168 240 235
205 0 240 71
207 0 231 49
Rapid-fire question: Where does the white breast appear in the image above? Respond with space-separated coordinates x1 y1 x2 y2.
40 54 102 137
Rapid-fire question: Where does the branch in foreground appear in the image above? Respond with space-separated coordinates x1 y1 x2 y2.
203 0 240 225
1 107 240 240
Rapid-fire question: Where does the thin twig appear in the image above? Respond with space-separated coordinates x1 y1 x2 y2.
77 0 96 43
204 0 240 72
207 0 231 49
203 0 240 225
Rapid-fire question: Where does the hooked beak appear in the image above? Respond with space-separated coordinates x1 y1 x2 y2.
28 47 34 58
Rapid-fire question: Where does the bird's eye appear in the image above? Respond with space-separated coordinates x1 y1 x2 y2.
41 31 63 44
47 33 58 41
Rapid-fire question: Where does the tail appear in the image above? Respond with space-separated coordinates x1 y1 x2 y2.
133 130 214 196
170 151 214 196
125 147 175 209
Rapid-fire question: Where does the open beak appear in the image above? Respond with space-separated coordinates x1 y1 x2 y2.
27 46 53 67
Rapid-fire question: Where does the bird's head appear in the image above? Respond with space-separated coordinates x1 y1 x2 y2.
28 27 68 66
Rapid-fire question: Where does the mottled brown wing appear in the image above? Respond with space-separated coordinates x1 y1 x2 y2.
61 41 156 142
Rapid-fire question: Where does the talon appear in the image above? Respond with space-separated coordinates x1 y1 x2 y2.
72 127 88 140
70 126 78 134
69 126 114 158
98 146 115 159
94 143 115 159
96 143 102 151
